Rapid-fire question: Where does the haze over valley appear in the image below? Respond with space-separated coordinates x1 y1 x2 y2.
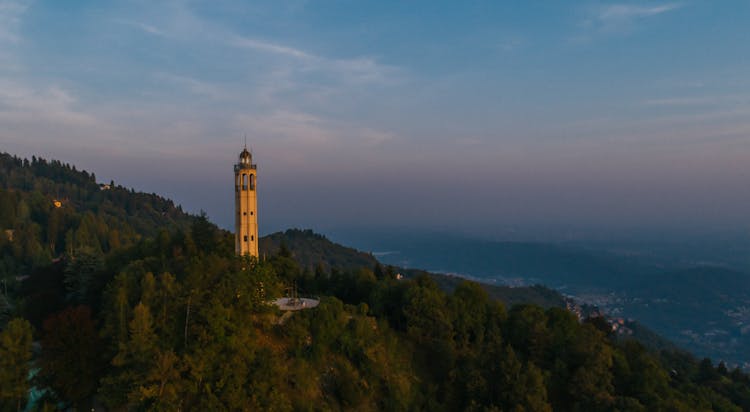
334 230 750 368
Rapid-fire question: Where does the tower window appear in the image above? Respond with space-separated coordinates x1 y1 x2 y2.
243 212 247 216
250 211 253 216
243 235 248 241
242 174 248 190
249 174 255 190
251 235 254 241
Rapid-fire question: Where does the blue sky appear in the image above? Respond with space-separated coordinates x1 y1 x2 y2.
2 0 750 239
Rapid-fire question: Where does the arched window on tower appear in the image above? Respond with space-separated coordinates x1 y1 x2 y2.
242 174 248 190
249 174 255 190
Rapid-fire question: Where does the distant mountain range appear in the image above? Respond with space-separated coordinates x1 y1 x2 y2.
332 231 750 368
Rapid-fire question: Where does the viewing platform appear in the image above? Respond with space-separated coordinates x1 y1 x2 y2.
272 297 320 311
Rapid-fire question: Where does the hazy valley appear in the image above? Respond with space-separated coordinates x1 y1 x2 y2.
335 231 750 369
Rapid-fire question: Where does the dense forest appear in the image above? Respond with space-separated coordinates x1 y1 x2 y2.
1 152 750 411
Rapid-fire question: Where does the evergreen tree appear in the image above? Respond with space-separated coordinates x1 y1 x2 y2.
100 302 159 408
191 211 216 253
38 306 101 408
0 318 33 412
63 247 103 304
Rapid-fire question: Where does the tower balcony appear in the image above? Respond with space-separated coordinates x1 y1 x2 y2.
234 163 257 171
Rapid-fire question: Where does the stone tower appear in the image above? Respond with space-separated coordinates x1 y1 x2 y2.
234 146 258 257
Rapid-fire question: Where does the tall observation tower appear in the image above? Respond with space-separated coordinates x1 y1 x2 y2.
234 146 258 257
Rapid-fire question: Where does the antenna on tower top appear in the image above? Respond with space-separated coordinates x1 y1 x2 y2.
244 134 247 150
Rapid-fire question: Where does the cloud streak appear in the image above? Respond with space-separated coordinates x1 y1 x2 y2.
233 37 313 59
0 1 101 133
112 6 404 118
116 19 167 37
232 35 401 86
597 3 681 22
579 2 683 36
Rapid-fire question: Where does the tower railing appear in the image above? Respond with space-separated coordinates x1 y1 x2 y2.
234 164 257 171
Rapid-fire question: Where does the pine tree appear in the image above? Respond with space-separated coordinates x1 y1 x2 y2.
0 318 33 412
39 306 101 407
101 302 159 408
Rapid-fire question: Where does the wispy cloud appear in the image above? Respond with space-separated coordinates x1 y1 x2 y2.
577 2 683 37
0 1 103 132
232 37 313 59
225 34 403 114
116 5 404 110
0 1 402 158
0 81 101 126
597 3 681 22
116 19 167 37
115 5 402 90
232 35 400 86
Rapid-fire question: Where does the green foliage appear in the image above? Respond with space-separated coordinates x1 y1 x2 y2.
260 229 378 272
63 247 103 304
0 318 33 411
12 228 750 410
191 210 218 254
0 153 191 284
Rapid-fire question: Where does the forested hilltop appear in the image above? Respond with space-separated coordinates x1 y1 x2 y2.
0 152 193 273
1 153 750 411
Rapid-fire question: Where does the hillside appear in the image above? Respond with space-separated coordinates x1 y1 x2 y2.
0 152 195 274
261 229 567 309
260 229 378 271
0 152 200 324
1 153 750 410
